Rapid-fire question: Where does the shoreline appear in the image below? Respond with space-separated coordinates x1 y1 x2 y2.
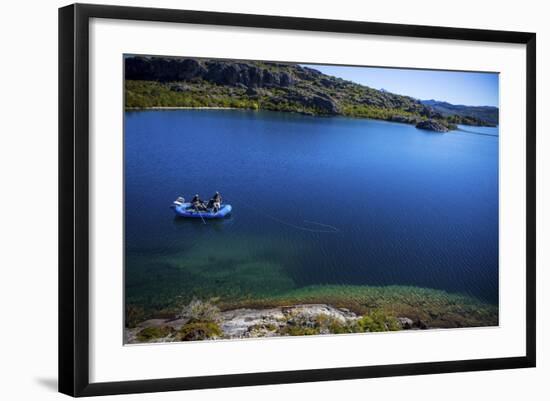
125 284 499 344
125 301 498 344
124 106 496 130
126 284 499 330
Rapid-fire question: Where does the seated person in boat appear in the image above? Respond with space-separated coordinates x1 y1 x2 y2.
191 194 207 211
206 191 222 212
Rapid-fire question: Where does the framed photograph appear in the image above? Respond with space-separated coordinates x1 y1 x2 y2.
59 3 536 397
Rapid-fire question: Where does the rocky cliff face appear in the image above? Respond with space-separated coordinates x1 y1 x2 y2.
126 57 296 89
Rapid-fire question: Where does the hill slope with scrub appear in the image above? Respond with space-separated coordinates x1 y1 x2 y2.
125 56 498 130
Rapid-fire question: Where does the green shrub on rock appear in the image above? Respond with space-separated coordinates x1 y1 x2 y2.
179 299 221 323
280 325 320 336
177 322 223 341
136 326 176 342
314 314 354 334
356 310 401 332
126 304 147 328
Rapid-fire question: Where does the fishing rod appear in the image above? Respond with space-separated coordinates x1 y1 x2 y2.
197 210 207 225
191 198 207 225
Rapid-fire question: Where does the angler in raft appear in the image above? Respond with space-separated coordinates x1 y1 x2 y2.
206 191 222 212
171 192 232 219
191 194 207 211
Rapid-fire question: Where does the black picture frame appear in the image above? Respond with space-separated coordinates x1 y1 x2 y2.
59 3 536 397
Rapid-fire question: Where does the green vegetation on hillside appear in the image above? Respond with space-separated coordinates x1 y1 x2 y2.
124 56 497 130
125 80 460 129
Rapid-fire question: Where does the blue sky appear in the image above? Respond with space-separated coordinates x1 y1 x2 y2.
301 64 499 107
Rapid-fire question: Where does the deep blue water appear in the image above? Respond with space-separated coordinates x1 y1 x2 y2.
125 110 498 308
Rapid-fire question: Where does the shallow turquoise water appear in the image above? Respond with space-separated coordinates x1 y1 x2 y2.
125 110 498 310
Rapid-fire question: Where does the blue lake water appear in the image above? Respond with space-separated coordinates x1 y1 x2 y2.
125 110 499 311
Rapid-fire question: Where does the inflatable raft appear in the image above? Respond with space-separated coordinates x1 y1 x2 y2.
171 201 232 219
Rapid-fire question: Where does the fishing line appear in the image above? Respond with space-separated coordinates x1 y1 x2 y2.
239 202 340 233
303 220 340 231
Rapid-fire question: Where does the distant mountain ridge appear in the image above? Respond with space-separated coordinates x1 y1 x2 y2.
421 99 499 125
125 56 498 130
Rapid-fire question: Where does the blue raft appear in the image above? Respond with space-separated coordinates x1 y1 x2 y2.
171 202 232 219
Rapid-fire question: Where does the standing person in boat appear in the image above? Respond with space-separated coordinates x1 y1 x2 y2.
191 194 207 211
207 191 222 212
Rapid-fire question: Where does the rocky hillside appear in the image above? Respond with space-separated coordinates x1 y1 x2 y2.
125 56 497 130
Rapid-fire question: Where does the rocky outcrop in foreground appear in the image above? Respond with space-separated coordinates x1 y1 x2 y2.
125 303 425 344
